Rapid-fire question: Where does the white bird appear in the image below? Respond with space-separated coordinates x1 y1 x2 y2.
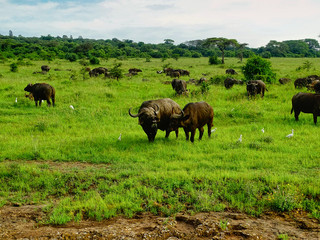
118 133 122 141
237 134 242 143
69 105 74 110
15 97 17 103
261 128 265 133
286 129 294 138
211 128 217 133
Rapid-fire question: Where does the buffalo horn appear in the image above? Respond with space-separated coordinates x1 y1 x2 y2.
128 107 140 118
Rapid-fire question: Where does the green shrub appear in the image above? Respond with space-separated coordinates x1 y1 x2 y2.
209 55 221 65
65 53 78 62
10 63 18 72
89 56 100 65
242 55 276 83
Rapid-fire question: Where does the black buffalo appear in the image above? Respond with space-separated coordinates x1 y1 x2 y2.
170 101 214 143
171 79 187 95
224 78 243 89
129 98 183 142
24 83 55 107
226 68 237 75
89 67 108 77
41 65 51 72
129 68 142 74
246 80 267 97
291 92 320 124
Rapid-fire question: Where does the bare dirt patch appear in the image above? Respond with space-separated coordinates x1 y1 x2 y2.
0 204 319 240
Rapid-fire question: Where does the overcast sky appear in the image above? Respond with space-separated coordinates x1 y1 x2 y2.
0 0 319 48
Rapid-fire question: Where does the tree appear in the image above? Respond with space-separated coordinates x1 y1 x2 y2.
203 37 238 64
9 30 13 37
164 39 174 45
237 43 248 62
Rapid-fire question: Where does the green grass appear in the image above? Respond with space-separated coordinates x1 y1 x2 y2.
0 57 319 224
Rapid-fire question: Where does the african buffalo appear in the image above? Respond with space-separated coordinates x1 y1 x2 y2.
170 101 214 143
89 67 108 77
226 68 237 75
291 92 320 124
171 79 187 95
41 65 51 72
224 78 243 89
246 80 267 98
129 68 142 74
279 78 291 85
129 98 183 142
24 83 55 107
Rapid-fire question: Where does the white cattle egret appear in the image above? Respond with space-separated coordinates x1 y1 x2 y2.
70 105 74 110
211 128 217 133
286 129 294 138
261 128 265 133
118 133 122 141
15 97 17 103
237 134 242 143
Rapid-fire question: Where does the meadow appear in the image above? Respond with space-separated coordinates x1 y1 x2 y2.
0 57 319 225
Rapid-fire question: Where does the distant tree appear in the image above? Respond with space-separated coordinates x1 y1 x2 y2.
164 39 174 45
203 37 238 64
237 43 248 62
9 30 13 37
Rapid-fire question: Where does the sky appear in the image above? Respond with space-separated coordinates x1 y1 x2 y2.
0 0 319 48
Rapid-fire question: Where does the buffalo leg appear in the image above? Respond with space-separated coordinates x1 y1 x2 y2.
294 111 300 121
46 99 51 107
313 113 318 125
165 130 170 138
52 96 55 107
199 127 204 140
190 129 196 143
207 123 212 137
175 129 179 138
184 128 189 141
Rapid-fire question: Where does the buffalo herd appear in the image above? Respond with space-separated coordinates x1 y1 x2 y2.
23 65 320 142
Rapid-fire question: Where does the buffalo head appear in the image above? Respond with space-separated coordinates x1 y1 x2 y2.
129 104 160 142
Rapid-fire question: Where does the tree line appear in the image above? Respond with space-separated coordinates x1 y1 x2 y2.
0 33 319 62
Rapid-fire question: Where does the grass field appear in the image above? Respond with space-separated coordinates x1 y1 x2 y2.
0 57 319 224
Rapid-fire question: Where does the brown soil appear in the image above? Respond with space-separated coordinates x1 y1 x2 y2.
0 204 319 240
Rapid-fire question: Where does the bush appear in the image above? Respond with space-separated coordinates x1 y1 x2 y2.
10 63 18 72
209 55 221 65
65 53 78 62
89 56 100 65
242 55 276 83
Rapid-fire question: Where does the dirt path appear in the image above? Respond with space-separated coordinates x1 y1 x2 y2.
0 204 319 240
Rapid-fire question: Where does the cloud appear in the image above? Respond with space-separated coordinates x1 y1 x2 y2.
1 0 320 47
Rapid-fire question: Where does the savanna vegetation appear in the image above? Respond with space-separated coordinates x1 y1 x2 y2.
0 55 319 226
1 33 320 64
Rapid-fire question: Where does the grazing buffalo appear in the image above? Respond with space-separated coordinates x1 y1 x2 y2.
41 65 51 72
291 92 320 124
89 67 108 77
171 79 187 95
279 78 291 85
177 69 190 76
246 80 267 98
24 83 55 107
226 68 237 75
167 70 180 78
224 78 243 89
129 98 183 142
170 101 214 143
129 68 142 74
